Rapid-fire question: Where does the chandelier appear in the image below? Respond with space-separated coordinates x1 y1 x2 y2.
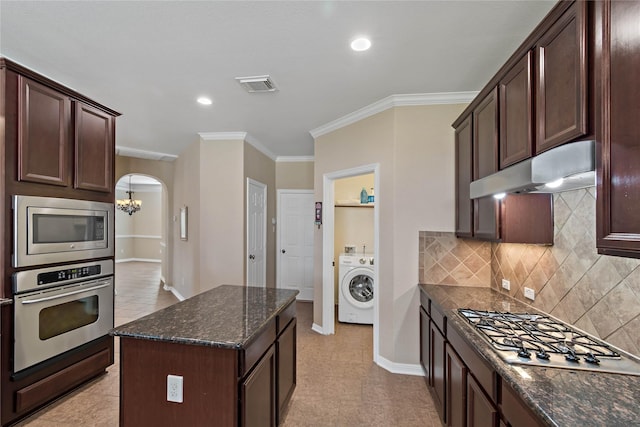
116 175 142 215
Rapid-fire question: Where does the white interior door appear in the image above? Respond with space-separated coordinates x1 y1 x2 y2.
277 190 314 300
247 179 266 287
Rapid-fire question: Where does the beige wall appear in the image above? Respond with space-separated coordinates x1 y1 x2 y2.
172 140 202 297
314 103 467 365
244 142 277 287
115 156 174 283
276 161 314 190
419 188 640 359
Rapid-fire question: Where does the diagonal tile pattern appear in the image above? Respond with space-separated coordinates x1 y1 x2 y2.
17 262 437 426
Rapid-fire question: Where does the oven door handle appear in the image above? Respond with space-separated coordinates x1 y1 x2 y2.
20 282 111 305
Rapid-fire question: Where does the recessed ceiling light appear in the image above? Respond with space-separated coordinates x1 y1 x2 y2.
350 37 371 52
197 97 212 105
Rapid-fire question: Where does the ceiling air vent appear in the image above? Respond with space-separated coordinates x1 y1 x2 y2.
235 75 278 93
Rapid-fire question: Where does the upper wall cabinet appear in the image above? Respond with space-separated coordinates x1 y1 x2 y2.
499 52 533 169
595 0 640 259
18 76 72 187
455 116 473 238
3 58 120 200
75 103 115 193
535 0 588 154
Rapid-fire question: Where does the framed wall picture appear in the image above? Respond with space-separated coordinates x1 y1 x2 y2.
180 206 188 241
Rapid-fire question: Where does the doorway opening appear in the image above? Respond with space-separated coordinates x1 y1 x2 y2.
322 163 380 364
115 174 169 284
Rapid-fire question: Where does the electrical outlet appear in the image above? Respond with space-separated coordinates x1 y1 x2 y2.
501 279 511 291
524 287 535 301
167 374 183 403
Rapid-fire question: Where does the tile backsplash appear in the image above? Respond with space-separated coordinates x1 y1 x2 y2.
419 188 640 358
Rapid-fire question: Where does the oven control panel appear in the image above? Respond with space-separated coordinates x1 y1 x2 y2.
13 260 114 294
38 265 102 286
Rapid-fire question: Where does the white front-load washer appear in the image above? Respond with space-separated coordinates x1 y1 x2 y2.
338 254 374 324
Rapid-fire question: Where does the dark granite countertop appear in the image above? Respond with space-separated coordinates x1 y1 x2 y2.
111 285 298 350
0 298 11 306
419 284 640 427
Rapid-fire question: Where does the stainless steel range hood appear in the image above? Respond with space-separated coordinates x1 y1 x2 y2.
470 140 595 199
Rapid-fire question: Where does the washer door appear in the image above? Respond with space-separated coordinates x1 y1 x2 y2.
342 268 374 309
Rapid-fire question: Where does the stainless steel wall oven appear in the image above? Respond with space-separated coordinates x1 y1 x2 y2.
12 260 114 373
13 195 114 267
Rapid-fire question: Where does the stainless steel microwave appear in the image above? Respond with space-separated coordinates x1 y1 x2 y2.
13 195 114 267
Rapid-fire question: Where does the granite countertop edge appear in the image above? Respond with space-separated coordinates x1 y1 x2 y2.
419 283 640 427
0 298 12 306
111 286 299 350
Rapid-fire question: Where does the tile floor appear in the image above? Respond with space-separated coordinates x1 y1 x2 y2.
15 262 439 426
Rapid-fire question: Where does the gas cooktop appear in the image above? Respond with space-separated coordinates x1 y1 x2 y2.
458 308 640 376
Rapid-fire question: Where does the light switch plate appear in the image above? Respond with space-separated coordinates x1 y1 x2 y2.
501 279 511 291
524 287 535 301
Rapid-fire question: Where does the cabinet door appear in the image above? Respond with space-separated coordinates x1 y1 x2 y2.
17 76 71 186
455 115 473 238
430 322 446 422
467 375 498 427
74 102 114 193
499 51 533 168
277 319 296 424
473 89 500 240
241 345 276 427
535 0 587 153
419 307 431 383
596 0 640 258
445 344 467 427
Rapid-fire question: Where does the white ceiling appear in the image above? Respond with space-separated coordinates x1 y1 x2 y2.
0 1 555 159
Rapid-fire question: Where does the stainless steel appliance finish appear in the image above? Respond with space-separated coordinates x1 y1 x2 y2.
458 308 640 376
13 195 114 267
13 261 114 372
469 140 595 199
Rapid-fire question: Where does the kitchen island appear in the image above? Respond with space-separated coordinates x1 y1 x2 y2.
111 285 298 427
420 284 640 426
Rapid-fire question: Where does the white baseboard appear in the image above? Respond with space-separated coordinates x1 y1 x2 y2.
376 355 425 377
311 323 331 335
162 284 186 301
115 258 161 264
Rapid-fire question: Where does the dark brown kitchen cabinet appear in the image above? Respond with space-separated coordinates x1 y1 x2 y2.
74 102 114 193
242 345 276 427
499 52 533 169
445 344 467 427
500 381 543 427
455 115 473 238
535 0 588 153
419 307 431 383
595 0 640 259
431 321 446 422
467 375 498 427
276 318 296 424
17 75 71 187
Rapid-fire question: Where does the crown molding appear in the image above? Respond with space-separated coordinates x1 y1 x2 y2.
198 132 277 161
276 156 315 163
116 146 178 161
309 91 479 139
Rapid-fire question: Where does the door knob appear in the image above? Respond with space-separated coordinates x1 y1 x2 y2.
249 254 255 260
281 249 286 254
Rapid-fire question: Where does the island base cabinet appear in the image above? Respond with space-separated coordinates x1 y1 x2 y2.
242 346 276 427
277 318 296 423
119 338 238 426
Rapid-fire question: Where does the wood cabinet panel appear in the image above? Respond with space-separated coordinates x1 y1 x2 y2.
74 102 114 192
500 380 543 427
242 345 276 427
468 375 498 427
431 321 446 422
17 76 70 186
535 0 588 153
277 318 296 424
596 0 640 258
499 52 533 168
473 88 499 180
455 115 473 238
419 307 431 383
445 344 467 427
500 194 553 245
473 197 499 241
